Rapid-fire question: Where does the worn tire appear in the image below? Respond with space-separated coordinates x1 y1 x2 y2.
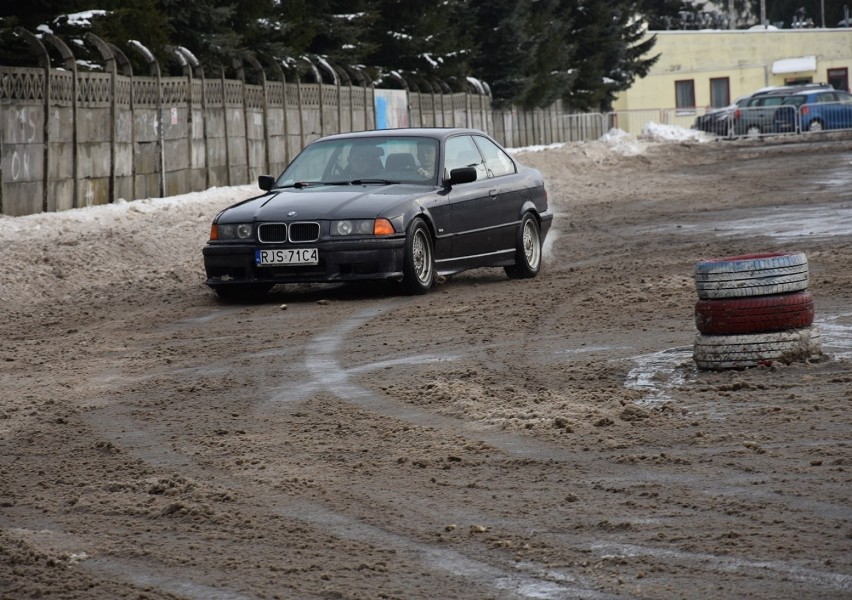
504 213 542 279
694 291 814 335
693 326 822 370
402 219 434 295
694 252 809 299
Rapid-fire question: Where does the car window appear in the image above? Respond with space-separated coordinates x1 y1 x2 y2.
783 96 807 107
445 136 487 181
275 136 440 186
815 92 838 103
472 136 516 178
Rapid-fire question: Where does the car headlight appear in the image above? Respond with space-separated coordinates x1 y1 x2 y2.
213 223 253 240
331 219 375 236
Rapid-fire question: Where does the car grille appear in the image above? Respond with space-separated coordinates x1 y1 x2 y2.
289 222 320 242
258 222 320 244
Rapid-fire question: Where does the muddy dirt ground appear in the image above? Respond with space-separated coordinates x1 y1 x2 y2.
1 133 850 600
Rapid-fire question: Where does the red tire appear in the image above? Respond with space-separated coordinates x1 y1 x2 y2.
695 291 814 335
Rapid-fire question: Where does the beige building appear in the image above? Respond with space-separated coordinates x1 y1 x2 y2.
613 28 852 118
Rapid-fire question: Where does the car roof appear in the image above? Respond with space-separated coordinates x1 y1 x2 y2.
750 83 833 97
787 88 848 96
318 128 488 144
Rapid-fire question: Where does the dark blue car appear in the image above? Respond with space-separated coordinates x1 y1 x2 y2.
774 89 852 133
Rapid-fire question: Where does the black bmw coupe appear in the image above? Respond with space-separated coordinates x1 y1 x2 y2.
203 127 553 299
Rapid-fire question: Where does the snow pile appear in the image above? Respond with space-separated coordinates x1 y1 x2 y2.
640 122 713 143
1 125 709 237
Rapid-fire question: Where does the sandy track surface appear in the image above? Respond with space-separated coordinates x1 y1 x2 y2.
1 133 851 599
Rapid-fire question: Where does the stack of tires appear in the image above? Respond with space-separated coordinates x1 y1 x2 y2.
692 252 822 370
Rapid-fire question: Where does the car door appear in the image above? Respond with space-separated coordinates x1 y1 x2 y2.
472 135 525 252
441 135 500 264
816 91 852 129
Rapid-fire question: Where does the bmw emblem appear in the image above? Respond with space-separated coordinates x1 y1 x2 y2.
288 211 297 217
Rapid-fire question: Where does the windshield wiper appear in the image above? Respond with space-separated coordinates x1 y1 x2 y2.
349 178 399 185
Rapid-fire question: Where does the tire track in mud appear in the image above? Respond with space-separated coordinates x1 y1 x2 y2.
70 302 630 600
65 301 851 598
288 306 852 595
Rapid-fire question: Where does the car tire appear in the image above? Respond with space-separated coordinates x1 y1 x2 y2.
213 283 273 302
694 252 809 300
693 326 822 370
807 119 824 133
694 291 814 335
505 212 542 279
402 219 434 295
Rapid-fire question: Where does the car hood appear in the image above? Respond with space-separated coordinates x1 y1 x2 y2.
219 184 430 222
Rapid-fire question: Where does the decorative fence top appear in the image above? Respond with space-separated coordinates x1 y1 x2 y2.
0 66 392 111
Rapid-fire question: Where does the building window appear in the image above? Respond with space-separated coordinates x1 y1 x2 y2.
827 68 849 92
784 76 813 85
710 77 730 108
675 80 695 113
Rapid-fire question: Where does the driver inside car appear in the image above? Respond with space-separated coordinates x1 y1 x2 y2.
416 142 437 178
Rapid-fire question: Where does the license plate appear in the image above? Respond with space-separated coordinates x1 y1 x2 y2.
255 248 319 266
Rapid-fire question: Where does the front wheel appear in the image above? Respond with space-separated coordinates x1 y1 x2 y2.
402 219 434 295
504 213 542 279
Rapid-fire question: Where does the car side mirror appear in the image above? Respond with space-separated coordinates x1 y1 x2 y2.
445 166 477 186
258 175 275 191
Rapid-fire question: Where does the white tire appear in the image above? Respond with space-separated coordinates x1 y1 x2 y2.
694 252 809 299
693 326 821 370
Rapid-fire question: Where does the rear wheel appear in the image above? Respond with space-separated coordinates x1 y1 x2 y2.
402 219 434 295
807 119 824 132
505 213 541 279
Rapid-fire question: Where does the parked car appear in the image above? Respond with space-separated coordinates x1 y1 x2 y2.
693 96 751 137
773 89 852 133
733 83 834 137
694 84 831 138
203 128 554 300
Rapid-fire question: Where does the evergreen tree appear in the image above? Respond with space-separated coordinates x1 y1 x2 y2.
155 0 245 74
91 0 171 73
469 0 534 107
365 0 474 90
262 0 379 81
562 0 659 111
636 0 688 30
1 0 665 111
516 0 576 108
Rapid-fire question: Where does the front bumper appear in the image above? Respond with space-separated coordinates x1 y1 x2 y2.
203 237 406 287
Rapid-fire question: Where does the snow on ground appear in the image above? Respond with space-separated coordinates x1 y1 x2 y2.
1 124 701 236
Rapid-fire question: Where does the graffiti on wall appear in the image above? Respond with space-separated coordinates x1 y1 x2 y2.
374 89 409 129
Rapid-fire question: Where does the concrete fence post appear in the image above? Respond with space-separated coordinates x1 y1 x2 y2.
85 34 117 204
14 28 50 213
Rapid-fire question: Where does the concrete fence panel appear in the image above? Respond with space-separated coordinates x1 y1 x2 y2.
0 63 626 217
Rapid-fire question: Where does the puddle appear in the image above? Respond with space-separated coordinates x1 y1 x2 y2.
640 203 852 241
624 346 693 404
817 313 852 359
624 314 851 403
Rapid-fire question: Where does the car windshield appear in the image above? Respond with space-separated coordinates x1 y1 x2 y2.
275 136 440 187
